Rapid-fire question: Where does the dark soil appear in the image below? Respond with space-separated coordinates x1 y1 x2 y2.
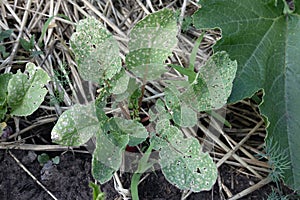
0 150 296 200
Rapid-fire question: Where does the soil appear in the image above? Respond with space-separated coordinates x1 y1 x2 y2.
0 149 295 200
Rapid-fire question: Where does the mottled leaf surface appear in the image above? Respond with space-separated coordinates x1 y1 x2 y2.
0 73 12 120
107 117 148 146
126 9 178 80
181 51 237 112
165 87 197 127
92 131 129 184
71 17 121 83
157 125 217 192
193 0 300 189
7 63 50 116
51 102 99 146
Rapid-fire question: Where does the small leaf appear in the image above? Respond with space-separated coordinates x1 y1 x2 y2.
165 87 197 127
7 63 50 116
126 9 178 80
0 45 10 59
20 37 34 51
92 130 129 184
0 73 12 120
71 17 121 83
52 156 60 165
37 153 50 165
113 117 148 146
111 70 130 94
149 99 171 122
89 182 105 200
0 73 12 106
159 126 217 192
51 102 99 146
0 29 13 41
181 51 237 112
112 77 140 102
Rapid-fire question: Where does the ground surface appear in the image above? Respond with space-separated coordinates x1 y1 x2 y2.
0 149 294 200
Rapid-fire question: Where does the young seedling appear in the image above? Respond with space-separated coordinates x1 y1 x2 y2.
51 8 237 198
0 62 50 121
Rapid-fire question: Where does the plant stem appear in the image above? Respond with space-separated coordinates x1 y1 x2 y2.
131 172 142 200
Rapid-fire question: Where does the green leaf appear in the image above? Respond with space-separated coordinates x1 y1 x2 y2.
165 86 198 127
111 70 130 94
110 117 148 146
151 122 179 151
37 153 50 165
51 102 99 146
0 73 12 106
112 77 140 102
70 17 121 83
0 107 7 121
193 0 300 190
0 73 12 120
159 125 217 192
38 16 55 47
92 130 129 184
52 156 60 165
0 45 9 59
126 9 178 80
181 51 237 112
7 63 50 116
89 182 105 200
0 29 13 41
149 99 171 123
20 35 35 51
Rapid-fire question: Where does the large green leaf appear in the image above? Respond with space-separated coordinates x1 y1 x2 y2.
193 0 300 190
126 9 178 80
51 102 99 146
7 63 50 116
70 17 121 83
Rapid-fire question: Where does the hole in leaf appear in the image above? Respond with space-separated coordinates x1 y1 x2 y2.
196 168 201 174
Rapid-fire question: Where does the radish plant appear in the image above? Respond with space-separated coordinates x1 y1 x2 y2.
51 9 237 196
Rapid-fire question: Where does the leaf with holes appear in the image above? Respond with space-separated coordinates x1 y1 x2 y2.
71 17 121 83
158 125 217 192
51 102 99 146
193 0 300 190
92 130 129 184
126 9 178 80
180 51 237 112
7 63 50 116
